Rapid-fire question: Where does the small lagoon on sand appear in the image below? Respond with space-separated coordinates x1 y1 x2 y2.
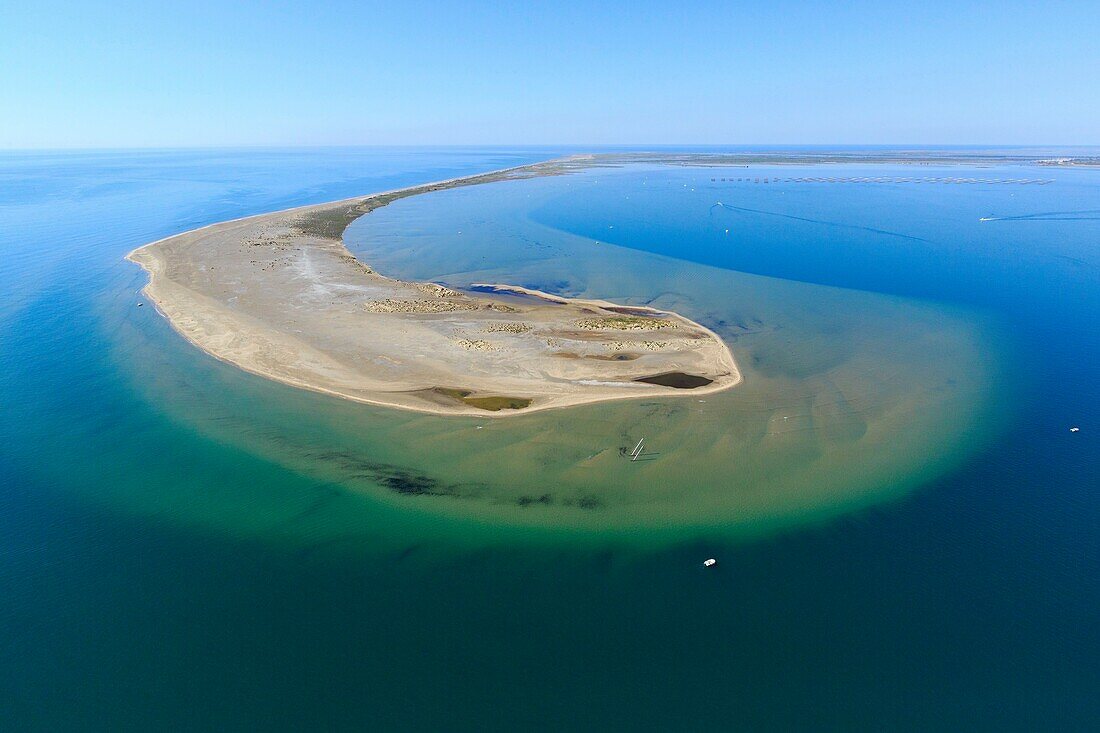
1 149 1097 729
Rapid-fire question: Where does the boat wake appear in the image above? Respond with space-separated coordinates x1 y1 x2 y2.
710 202 930 243
978 209 1100 223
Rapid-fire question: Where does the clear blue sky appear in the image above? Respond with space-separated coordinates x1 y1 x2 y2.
2 0 1098 148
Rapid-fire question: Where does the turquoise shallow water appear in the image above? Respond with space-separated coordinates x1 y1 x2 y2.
1 148 1098 729
336 167 1003 533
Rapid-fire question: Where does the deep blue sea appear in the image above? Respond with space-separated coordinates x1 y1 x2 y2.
0 147 1097 730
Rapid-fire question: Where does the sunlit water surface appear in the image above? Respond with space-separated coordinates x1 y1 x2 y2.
1 149 1096 729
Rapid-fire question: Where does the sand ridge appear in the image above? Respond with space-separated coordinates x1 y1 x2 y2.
127 160 741 416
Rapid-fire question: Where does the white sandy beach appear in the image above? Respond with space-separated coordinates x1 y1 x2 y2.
128 162 741 417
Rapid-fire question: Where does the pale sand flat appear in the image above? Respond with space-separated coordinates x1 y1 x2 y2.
127 160 741 417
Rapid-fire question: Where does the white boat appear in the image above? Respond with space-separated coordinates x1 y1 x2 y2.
703 558 717 567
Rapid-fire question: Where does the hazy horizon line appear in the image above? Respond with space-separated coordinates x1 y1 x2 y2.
3 142 1099 155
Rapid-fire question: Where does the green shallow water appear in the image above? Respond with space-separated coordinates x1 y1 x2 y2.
3 149 1098 729
87 165 1006 544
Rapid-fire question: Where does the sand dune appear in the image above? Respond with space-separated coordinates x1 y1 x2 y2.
127 160 741 416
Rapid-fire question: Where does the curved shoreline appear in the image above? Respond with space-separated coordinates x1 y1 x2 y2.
127 158 742 417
